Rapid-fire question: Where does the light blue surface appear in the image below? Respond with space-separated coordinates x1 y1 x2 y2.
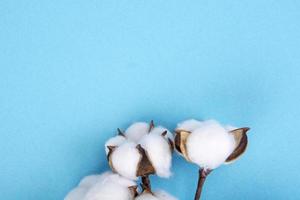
1 0 300 199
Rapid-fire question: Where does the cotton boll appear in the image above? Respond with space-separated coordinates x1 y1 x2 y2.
176 119 203 132
111 142 141 180
105 135 127 154
154 190 178 200
186 120 236 169
139 134 172 178
125 122 150 142
150 126 174 140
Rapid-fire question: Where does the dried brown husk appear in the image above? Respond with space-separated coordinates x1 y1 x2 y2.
174 130 191 161
107 146 117 172
128 185 138 197
225 127 250 163
136 144 156 177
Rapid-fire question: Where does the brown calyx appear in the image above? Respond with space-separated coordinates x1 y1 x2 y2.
136 144 155 177
128 185 138 197
174 130 191 161
225 127 250 163
107 145 117 172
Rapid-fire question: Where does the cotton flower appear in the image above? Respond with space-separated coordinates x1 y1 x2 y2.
64 172 137 200
124 122 151 143
175 119 250 200
135 190 177 200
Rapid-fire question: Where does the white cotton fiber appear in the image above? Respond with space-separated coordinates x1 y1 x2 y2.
105 135 127 155
135 190 177 200
125 122 150 142
150 126 174 140
111 142 141 180
84 179 133 200
186 120 236 169
139 134 172 178
65 187 89 200
79 173 111 188
154 190 178 200
64 172 136 200
225 125 237 132
176 119 203 132
135 193 159 200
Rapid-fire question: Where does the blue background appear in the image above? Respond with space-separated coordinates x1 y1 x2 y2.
1 0 300 199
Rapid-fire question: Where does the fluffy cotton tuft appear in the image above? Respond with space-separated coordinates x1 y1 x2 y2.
125 122 150 142
176 119 203 132
135 191 177 200
64 172 136 200
105 135 127 155
154 190 178 200
150 126 174 141
135 193 159 200
111 142 141 180
185 120 236 169
139 134 172 178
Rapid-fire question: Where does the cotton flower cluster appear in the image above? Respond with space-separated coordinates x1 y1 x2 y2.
105 121 174 180
175 119 249 170
65 121 176 200
65 118 250 200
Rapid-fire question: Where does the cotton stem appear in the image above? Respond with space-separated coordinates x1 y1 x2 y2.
194 168 212 200
141 175 152 193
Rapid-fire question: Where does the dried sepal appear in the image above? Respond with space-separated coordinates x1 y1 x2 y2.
161 130 167 137
225 127 250 163
174 130 191 161
136 144 156 177
148 120 155 133
128 185 138 197
168 138 174 153
117 128 125 137
160 130 174 153
107 146 117 172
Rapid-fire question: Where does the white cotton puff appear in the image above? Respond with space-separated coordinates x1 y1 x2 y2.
186 120 236 169
135 193 159 200
79 173 111 188
125 122 150 143
105 135 127 155
111 142 141 180
65 174 109 200
139 134 172 178
84 175 135 200
225 125 237 132
65 187 88 200
150 126 174 141
176 119 203 132
154 190 178 200
135 191 177 200
64 172 136 200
